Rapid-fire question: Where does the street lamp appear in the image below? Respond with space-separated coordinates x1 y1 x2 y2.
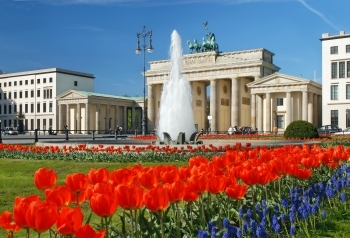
136 25 154 136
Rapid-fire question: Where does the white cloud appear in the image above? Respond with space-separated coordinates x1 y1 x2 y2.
297 0 340 31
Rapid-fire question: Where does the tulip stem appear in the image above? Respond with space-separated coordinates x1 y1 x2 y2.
130 210 134 238
105 216 109 238
26 228 30 238
160 211 164 238
176 202 180 238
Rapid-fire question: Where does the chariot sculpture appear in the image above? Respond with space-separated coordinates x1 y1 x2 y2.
187 22 219 53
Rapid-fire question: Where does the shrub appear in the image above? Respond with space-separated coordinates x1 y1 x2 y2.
284 120 319 139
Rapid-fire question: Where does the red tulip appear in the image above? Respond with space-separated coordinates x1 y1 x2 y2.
115 183 144 210
45 185 71 208
225 183 248 200
25 201 58 233
13 195 41 228
207 175 227 194
70 191 86 205
90 191 118 217
164 180 186 203
0 211 21 233
65 173 88 195
56 206 83 236
138 168 158 189
143 184 169 212
88 168 110 185
34 168 57 190
76 224 105 238
187 172 208 194
183 185 199 202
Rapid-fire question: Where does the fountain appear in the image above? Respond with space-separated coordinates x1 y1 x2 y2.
156 30 196 141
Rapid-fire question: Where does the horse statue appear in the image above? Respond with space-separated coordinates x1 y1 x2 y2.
193 39 202 53
187 40 195 53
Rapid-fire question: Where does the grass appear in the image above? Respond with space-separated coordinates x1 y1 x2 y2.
0 158 186 238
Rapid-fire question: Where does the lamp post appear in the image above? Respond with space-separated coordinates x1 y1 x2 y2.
136 26 154 136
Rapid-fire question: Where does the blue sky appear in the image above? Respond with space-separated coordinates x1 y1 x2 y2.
0 0 348 96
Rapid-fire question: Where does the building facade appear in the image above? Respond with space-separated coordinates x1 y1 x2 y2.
56 90 143 134
0 68 94 131
321 31 350 129
145 49 322 133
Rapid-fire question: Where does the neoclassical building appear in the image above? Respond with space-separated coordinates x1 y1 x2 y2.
145 49 322 133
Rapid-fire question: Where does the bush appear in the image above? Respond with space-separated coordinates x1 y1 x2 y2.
284 120 319 139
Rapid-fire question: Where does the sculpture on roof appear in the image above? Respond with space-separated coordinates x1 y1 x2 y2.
187 22 219 53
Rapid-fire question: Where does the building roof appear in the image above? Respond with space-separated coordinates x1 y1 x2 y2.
57 90 145 102
0 68 95 79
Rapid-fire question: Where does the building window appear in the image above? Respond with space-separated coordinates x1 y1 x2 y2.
31 79 34 85
37 103 40 113
277 115 284 129
4 82 6 87
331 110 338 125
14 81 17 86
30 119 34 130
332 62 338 78
14 92 17 99
4 105 6 114
348 62 350 78
43 103 46 113
9 82 11 87
331 46 338 54
346 84 350 99
30 104 34 113
37 78 40 84
25 80 28 85
43 78 46 83
4 93 7 99
37 89 40 97
347 45 350 53
19 104 22 113
31 90 34 98
276 98 283 106
8 105 11 114
37 119 40 130
19 91 22 98
49 77 53 83
49 102 52 112
8 92 11 99
43 119 46 130
19 81 22 86
25 104 28 113
74 81 78 86
14 105 17 114
25 91 28 98
49 118 52 127
331 85 338 100
339 62 345 78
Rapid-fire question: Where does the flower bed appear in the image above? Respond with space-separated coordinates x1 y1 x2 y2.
0 144 350 237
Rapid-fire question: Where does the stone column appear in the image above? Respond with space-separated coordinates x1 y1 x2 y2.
114 105 118 130
148 84 155 131
265 93 271 133
251 94 256 130
308 93 313 124
210 79 217 132
286 92 291 127
105 104 109 131
318 95 322 127
302 91 308 121
66 104 70 131
231 77 239 127
313 94 318 127
257 95 263 132
85 103 90 134
77 103 81 133
58 104 63 133
132 107 135 131
123 106 127 133
95 104 100 133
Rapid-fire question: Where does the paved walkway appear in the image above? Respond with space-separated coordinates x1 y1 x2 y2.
36 136 322 149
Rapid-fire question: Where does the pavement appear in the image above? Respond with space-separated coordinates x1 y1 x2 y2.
0 133 322 149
